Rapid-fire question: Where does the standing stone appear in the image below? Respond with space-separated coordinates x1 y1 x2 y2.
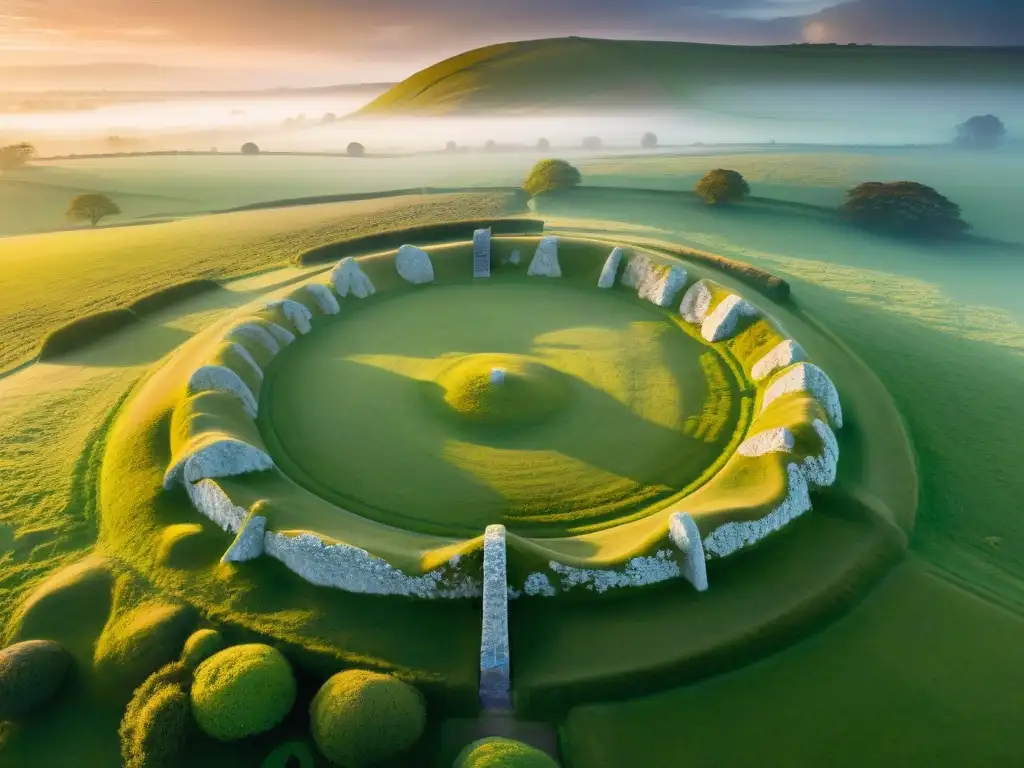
508 250 522 266
395 244 435 284
527 236 561 277
221 513 267 563
480 525 511 710
331 257 375 299
473 228 491 278
668 512 708 592
598 247 624 288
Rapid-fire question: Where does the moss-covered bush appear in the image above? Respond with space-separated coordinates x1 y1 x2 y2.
180 629 225 670
523 159 581 197
191 644 296 741
120 664 191 768
841 180 970 238
310 670 427 766
454 737 559 768
0 639 73 718
695 168 750 205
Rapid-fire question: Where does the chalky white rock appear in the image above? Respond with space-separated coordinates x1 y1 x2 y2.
751 339 806 382
265 300 312 335
187 365 259 418
480 525 511 709
527 236 561 277
738 427 795 457
395 244 435 284
679 279 713 324
668 512 709 591
598 247 624 289
305 284 340 315
701 294 758 342
221 514 267 563
226 323 280 356
331 257 376 298
761 362 844 428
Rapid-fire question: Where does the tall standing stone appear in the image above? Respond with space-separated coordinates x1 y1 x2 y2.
480 524 511 710
473 228 491 278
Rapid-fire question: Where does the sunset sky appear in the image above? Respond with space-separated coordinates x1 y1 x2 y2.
1 0 1021 89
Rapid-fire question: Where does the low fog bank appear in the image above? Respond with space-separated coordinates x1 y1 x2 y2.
1 82 1021 157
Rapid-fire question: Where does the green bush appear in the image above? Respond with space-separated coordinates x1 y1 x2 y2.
297 219 544 266
120 665 190 768
955 114 1006 149
581 136 602 151
523 159 581 197
0 639 73 718
535 138 550 151
38 309 138 359
190 644 296 741
241 142 260 155
347 142 366 157
841 181 970 238
641 132 658 149
310 670 426 766
695 169 750 205
129 279 220 316
454 737 559 768
180 629 225 670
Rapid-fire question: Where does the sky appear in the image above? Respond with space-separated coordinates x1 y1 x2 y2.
0 0 1021 89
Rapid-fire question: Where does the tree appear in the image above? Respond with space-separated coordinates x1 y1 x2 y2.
0 142 35 170
641 132 658 149
240 142 260 155
484 140 498 152
445 140 458 152
581 136 602 151
955 114 1007 149
695 169 750 205
536 138 550 151
841 181 969 238
67 193 121 226
321 112 337 125
346 142 365 157
523 159 581 197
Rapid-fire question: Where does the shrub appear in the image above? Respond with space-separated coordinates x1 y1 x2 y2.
191 644 296 741
0 142 35 170
310 670 426 766
523 159 581 197
180 629 225 670
38 309 138 359
119 666 190 768
641 132 658 149
955 114 1006 149
695 169 750 205
581 136 602 151
841 181 970 238
67 192 121 225
241 142 260 155
321 113 337 125
535 138 550 151
128 279 220 316
0 640 73 718
346 142 365 157
454 737 559 768
445 141 458 152
484 140 497 152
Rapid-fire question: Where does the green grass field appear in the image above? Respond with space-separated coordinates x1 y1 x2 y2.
0 144 1023 766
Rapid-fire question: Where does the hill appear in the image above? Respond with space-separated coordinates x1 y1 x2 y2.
357 37 1024 115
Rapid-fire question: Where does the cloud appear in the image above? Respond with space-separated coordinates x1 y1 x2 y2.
803 0 1024 46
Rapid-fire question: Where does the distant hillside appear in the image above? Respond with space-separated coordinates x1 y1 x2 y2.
358 37 1024 115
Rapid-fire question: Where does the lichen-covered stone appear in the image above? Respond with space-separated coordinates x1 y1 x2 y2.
395 245 435 284
185 479 249 533
751 339 806 381
265 300 313 335
305 284 340 315
762 362 844 428
331 257 376 298
480 525 510 710
638 265 687 308
701 294 758 342
548 551 680 594
620 253 654 291
800 418 839 488
262 533 480 599
680 279 713 324
164 439 274 490
738 427 795 457
187 365 258 418
527 237 561 277
668 513 708 591
226 323 279 356
521 573 555 597
221 515 266 563
598 247 624 288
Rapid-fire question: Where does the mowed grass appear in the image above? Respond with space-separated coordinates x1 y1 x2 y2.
260 281 738 537
0 190 524 373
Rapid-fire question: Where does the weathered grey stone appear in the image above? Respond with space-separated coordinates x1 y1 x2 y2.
185 479 248 533
527 236 561 277
598 247 624 288
800 418 839 488
480 525 511 709
226 342 264 383
668 512 709 591
396 244 435 284
473 228 491 278
738 427 795 457
331 257 376 298
305 283 340 315
266 299 313 335
620 253 654 290
700 294 758 342
226 323 279 356
680 279 713 324
163 438 274 489
761 362 844 428
187 365 258 418
751 339 806 381
221 514 267 563
548 551 680 594
263 321 295 348
638 265 687 308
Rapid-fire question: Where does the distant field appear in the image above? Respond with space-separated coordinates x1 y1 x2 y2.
0 191 524 373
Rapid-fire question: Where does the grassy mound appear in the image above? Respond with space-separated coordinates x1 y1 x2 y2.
180 629 225 670
129 279 221 316
454 737 558 768
310 670 426 767
119 662 191 768
0 639 73 718
38 309 138 360
191 644 296 741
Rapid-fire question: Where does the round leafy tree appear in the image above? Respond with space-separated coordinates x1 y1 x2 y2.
67 193 121 226
523 159 581 197
641 132 658 149
955 114 1006 149
0 142 35 170
484 140 498 152
695 169 750 205
581 136 602 151
0 639 72 718
241 142 260 155
310 670 426 766
180 628 225 670
191 644 296 741
454 737 559 768
841 181 969 238
346 142 365 157
445 140 458 152
535 138 550 151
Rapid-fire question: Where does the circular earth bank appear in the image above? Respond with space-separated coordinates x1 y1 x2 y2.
258 281 744 537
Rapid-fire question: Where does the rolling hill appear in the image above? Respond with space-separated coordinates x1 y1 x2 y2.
357 37 1024 115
